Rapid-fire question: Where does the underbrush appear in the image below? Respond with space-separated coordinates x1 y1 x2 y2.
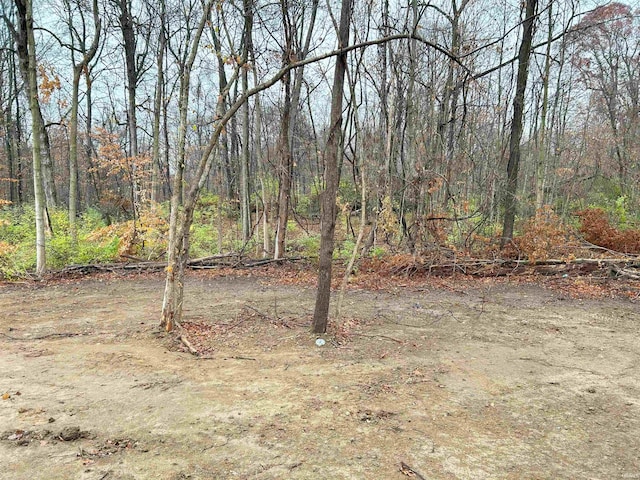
0 208 121 278
1 202 639 279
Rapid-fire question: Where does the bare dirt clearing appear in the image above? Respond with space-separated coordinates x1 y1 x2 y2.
1 271 639 479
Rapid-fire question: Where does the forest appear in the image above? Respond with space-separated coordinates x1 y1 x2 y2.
2 2 640 477
0 0 640 330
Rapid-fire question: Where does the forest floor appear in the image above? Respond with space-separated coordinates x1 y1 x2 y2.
0 264 639 480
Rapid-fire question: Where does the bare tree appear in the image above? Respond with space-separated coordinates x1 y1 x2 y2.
160 0 214 332
240 0 254 242
63 0 101 241
312 0 353 334
13 0 45 274
4 0 57 210
502 0 538 245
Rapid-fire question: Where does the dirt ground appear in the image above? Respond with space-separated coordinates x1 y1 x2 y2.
1 269 639 480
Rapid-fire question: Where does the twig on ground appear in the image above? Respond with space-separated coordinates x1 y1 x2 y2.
1 332 83 341
178 334 199 356
399 461 427 480
353 333 404 344
244 304 276 322
611 265 640 280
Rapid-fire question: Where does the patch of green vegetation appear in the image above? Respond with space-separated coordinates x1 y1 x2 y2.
334 239 356 261
0 206 122 278
189 222 219 258
290 234 320 258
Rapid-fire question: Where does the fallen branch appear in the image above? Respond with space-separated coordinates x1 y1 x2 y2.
238 257 305 268
1 332 83 341
436 258 639 268
244 304 277 322
611 265 640 280
386 256 640 278
178 334 199 356
353 333 404 344
399 461 427 480
580 240 639 258
44 256 305 278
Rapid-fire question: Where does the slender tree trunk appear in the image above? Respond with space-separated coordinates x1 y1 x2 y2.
2 99 18 204
240 0 253 242
68 69 81 241
273 0 318 258
151 0 166 206
535 2 552 210
12 54 23 205
274 75 292 259
37 104 56 209
160 0 213 332
116 0 140 214
1 54 20 204
443 1 468 208
67 0 100 241
251 64 269 257
501 0 538 246
274 0 294 259
16 0 46 274
312 0 352 334
8 3 57 209
84 74 101 205
405 0 418 208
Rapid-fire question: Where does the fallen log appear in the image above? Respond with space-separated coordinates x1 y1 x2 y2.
387 256 640 278
41 256 305 279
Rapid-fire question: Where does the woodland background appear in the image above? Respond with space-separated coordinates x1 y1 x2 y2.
0 0 639 280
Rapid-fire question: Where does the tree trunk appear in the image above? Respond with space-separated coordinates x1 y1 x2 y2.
67 0 100 241
151 0 166 206
8 2 57 209
274 75 292 259
15 0 46 275
160 0 213 332
240 0 253 242
117 0 140 214
311 0 352 334
501 0 537 246
84 74 101 206
274 0 294 260
535 2 553 210
37 104 56 210
68 69 81 241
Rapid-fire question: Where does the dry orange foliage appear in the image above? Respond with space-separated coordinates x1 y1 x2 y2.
0 241 17 256
577 208 640 254
38 64 61 104
87 210 168 258
512 206 578 263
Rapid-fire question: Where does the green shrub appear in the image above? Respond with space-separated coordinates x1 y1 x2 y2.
189 223 219 257
47 234 119 268
335 239 356 261
0 205 123 277
290 234 320 258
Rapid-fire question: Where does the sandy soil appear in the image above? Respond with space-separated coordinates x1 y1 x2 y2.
1 271 639 480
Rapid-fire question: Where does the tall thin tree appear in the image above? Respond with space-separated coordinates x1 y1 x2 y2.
502 0 538 245
312 0 353 334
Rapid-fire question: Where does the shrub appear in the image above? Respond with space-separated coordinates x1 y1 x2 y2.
577 207 640 254
291 234 320 258
513 207 576 263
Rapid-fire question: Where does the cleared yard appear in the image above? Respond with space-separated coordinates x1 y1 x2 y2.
1 272 639 479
